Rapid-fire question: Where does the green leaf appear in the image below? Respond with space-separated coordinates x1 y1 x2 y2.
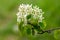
26 28 31 35
18 21 24 31
54 30 60 40
39 21 46 29
39 22 44 27
26 14 32 19
32 28 35 35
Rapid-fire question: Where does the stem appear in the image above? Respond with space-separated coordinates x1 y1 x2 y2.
38 27 60 34
27 21 60 34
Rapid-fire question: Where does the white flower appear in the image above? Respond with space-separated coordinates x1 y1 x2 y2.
16 4 44 25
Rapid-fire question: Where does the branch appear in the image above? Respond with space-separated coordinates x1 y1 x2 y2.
38 27 60 34
27 21 60 34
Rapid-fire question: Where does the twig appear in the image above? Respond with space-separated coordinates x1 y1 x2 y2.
38 27 60 34
27 21 60 34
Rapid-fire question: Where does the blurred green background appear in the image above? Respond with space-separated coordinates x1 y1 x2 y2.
0 0 60 40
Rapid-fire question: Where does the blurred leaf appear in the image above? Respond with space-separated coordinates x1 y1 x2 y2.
39 20 46 29
32 28 35 35
26 14 32 19
54 30 60 40
18 21 24 31
26 28 31 35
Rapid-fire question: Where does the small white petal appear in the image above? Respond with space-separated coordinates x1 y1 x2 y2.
16 4 44 25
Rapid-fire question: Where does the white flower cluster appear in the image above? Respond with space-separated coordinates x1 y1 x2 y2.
16 4 44 25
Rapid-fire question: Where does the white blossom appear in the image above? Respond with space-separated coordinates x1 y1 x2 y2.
16 4 44 25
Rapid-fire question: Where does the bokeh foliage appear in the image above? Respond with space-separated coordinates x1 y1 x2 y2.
0 0 60 40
